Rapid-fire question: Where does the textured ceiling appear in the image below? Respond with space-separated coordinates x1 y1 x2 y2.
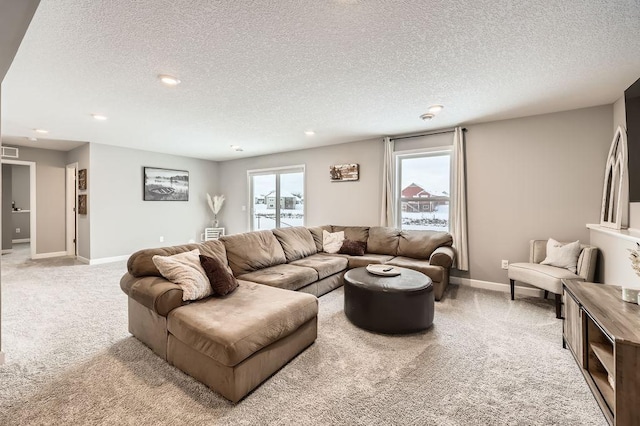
2 0 640 161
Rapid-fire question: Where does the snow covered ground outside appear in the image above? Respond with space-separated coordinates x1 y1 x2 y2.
253 204 303 230
401 205 449 231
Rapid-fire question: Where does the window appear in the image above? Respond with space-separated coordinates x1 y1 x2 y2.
248 165 305 230
395 148 451 231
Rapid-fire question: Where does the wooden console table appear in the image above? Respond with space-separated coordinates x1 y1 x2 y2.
562 280 640 425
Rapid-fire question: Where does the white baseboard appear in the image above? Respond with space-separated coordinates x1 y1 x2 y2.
32 251 68 259
0 351 5 365
450 276 543 298
12 238 30 243
88 255 130 265
1 249 13 254
76 255 130 265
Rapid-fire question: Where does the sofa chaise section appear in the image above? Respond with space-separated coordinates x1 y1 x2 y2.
121 240 319 402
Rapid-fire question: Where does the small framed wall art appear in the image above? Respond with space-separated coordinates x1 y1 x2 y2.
78 194 87 215
143 167 189 201
330 163 359 182
78 169 87 190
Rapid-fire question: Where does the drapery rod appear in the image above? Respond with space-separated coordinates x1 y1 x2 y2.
390 127 467 142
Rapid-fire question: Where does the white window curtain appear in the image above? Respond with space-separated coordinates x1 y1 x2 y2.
380 137 395 226
450 127 469 271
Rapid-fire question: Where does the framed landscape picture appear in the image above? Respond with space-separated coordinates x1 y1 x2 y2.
143 167 189 201
330 163 359 182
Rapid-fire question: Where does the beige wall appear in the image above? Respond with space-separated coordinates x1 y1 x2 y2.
6 146 67 254
219 105 612 285
89 143 219 259
218 138 384 235
462 105 612 283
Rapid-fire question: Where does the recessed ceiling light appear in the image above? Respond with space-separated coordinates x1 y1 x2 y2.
420 113 435 121
230 144 244 152
158 74 181 86
304 130 315 136
92 114 108 120
428 105 444 113
34 128 48 134
25 137 37 141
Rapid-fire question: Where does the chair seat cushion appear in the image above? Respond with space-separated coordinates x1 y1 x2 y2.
385 256 444 283
508 262 582 294
237 264 318 291
167 280 318 367
289 254 348 279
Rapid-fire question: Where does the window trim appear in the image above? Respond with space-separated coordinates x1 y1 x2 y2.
393 146 453 231
247 164 306 231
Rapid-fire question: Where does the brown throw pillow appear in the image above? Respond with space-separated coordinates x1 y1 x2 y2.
338 239 367 256
199 255 239 296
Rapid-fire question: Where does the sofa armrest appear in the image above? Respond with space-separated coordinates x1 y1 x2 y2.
577 246 598 282
430 246 455 269
120 273 184 317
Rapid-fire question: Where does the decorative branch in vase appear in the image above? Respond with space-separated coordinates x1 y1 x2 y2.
206 193 225 228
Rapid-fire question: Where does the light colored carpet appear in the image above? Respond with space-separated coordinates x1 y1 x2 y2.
0 244 606 425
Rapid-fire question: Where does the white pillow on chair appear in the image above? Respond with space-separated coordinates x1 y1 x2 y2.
541 238 581 273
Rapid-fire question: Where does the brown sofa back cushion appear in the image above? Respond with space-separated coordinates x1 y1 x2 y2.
331 226 370 243
221 230 287 276
307 225 332 252
127 240 229 278
397 231 453 260
272 227 317 262
367 227 401 255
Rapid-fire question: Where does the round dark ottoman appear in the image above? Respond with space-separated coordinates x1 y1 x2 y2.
343 266 434 334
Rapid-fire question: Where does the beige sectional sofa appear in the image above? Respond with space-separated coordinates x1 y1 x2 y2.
120 225 454 402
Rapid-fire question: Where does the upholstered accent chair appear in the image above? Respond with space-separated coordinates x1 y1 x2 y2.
508 240 598 318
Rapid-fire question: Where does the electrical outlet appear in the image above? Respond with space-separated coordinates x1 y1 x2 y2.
15 228 20 234
159 236 164 243
242 205 246 211
501 259 509 269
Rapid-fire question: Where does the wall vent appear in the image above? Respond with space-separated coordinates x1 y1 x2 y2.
1 146 19 158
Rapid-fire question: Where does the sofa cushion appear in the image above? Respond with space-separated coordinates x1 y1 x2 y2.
307 225 332 252
237 264 318 291
272 227 317 262
331 226 370 243
221 230 287 276
397 231 453 260
120 273 183 316
127 240 229 277
289 253 348 279
322 252 394 269
385 256 444 283
152 249 212 301
323 230 345 253
199 255 239 296
167 280 318 367
367 227 400 256
338 240 367 256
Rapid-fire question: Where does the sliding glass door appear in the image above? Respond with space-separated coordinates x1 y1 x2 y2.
249 166 305 230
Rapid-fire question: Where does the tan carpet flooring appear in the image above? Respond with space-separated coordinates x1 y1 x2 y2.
0 244 606 425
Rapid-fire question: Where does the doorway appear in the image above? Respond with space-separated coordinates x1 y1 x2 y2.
65 163 78 257
1 160 37 260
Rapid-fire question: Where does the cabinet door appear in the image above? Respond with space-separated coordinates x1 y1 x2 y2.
563 288 583 367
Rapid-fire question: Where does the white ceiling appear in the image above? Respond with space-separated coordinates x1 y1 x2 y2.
2 0 639 161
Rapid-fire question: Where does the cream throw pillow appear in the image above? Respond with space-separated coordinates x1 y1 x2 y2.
152 249 212 301
323 230 345 254
540 238 581 273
